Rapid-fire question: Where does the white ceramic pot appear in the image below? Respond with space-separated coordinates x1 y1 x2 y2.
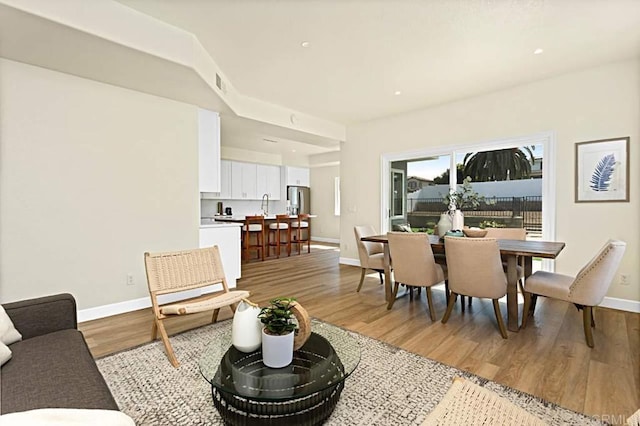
451 209 464 231
261 329 294 368
437 213 452 238
231 300 263 353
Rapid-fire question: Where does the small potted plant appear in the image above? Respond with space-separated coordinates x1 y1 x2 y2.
258 297 298 368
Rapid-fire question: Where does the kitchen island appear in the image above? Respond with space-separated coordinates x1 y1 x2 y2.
199 221 242 286
209 214 316 259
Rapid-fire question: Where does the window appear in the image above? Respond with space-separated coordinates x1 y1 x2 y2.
390 169 405 219
381 131 556 267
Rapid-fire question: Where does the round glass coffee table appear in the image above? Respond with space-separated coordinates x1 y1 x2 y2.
199 320 360 425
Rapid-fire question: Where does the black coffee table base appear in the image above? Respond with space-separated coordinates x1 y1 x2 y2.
212 380 344 426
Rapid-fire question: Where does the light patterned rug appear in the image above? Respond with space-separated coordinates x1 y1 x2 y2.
96 320 599 425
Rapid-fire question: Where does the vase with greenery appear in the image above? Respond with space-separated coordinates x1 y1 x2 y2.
442 176 485 211
258 297 298 368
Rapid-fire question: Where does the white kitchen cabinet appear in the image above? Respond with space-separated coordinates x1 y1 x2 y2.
199 225 241 286
218 160 232 199
284 166 310 187
231 161 258 199
256 164 281 200
198 108 220 193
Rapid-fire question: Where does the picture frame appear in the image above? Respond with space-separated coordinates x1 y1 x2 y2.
575 137 630 203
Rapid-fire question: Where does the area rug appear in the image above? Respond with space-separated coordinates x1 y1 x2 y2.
96 320 599 425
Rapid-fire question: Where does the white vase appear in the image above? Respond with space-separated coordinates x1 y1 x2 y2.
231 300 263 353
437 213 452 238
261 329 294 368
451 209 464 231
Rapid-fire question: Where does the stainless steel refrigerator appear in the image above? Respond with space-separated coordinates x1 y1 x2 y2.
287 186 310 215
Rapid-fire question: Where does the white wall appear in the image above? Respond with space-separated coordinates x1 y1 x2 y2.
413 179 542 199
310 165 340 241
341 59 639 302
0 59 199 310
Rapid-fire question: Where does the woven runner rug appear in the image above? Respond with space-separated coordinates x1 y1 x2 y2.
96 320 599 425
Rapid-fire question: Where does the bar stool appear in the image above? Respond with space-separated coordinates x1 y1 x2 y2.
268 214 291 258
290 213 311 254
242 215 265 261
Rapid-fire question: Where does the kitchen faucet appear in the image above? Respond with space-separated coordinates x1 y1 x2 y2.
260 193 269 216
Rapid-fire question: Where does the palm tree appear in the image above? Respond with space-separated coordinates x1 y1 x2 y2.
463 147 535 182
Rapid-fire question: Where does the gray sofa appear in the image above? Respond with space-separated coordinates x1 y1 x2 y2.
1 293 118 414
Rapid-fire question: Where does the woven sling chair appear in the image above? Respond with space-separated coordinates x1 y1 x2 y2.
144 246 250 367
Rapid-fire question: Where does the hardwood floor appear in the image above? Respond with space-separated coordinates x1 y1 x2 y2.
79 242 639 423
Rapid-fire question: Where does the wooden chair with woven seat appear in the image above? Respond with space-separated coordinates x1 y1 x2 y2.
243 215 265 261
290 213 311 254
144 245 250 367
441 236 508 339
387 232 446 319
522 239 626 347
268 214 291 258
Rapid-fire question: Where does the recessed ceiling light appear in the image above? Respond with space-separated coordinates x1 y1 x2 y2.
534 48 544 55
394 91 402 95
301 41 310 48
292 149 297 153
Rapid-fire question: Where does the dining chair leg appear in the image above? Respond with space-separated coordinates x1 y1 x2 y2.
357 269 366 292
583 306 595 348
492 299 508 339
441 292 457 324
387 282 400 310
425 287 436 322
378 271 384 284
591 307 596 328
211 308 220 323
521 291 532 329
461 296 466 312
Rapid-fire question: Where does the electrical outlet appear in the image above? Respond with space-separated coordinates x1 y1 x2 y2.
620 273 630 286
127 273 135 286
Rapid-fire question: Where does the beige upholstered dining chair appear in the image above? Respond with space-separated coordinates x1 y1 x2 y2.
441 237 508 339
354 225 386 292
387 232 446 319
144 246 250 367
483 227 527 294
522 240 626 347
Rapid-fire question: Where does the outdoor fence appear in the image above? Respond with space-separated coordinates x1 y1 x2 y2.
407 196 542 233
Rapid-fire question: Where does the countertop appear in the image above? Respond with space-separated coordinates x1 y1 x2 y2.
209 214 317 223
200 219 242 228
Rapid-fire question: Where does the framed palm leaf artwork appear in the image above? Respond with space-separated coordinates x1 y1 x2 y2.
575 137 630 203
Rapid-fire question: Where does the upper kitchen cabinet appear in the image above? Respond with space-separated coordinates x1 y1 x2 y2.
256 164 281 200
198 108 221 193
231 161 258 199
284 166 310 187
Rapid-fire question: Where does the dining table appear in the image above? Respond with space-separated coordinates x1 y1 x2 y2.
360 233 565 332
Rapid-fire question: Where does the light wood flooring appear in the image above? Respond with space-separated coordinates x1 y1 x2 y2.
80 243 639 423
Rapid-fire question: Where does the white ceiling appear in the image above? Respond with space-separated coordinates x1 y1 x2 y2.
117 0 640 125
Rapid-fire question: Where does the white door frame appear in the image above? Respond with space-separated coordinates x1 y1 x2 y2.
380 131 557 270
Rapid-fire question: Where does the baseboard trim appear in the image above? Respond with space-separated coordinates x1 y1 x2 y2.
312 236 340 244
599 296 640 313
339 257 361 267
77 281 235 323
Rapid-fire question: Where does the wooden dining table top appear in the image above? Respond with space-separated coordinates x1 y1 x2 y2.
360 234 565 259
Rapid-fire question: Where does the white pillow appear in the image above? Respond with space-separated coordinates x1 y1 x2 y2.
0 409 135 426
0 342 11 366
0 306 21 345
